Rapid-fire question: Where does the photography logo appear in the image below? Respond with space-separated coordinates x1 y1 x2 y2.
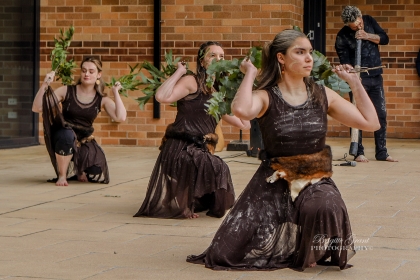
311 234 373 251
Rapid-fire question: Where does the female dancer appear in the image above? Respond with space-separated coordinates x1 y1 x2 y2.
187 30 379 270
133 41 250 219
32 57 127 186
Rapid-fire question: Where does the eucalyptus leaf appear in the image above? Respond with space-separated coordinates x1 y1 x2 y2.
105 63 143 98
204 46 262 121
135 51 193 110
50 25 76 85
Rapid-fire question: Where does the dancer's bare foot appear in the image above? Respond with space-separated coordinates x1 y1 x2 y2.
188 213 199 219
308 262 317 268
385 156 398 162
56 176 68 186
355 155 369 162
78 173 88 182
183 208 200 219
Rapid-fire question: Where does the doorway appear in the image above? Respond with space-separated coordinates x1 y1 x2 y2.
304 0 326 54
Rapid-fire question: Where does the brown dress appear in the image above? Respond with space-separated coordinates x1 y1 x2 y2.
187 84 355 271
133 79 235 219
42 85 109 183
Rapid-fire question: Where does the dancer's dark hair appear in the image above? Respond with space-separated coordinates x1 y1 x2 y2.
257 29 316 96
196 41 222 95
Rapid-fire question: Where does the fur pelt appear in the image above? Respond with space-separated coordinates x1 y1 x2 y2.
159 123 218 155
203 133 218 155
266 145 333 201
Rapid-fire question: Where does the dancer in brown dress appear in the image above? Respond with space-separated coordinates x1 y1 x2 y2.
187 30 380 270
133 41 250 219
32 57 127 186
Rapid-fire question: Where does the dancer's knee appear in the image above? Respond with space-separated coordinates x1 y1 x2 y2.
53 128 75 155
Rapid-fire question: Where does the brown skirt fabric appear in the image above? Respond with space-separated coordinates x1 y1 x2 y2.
186 162 355 271
134 137 235 219
75 139 109 183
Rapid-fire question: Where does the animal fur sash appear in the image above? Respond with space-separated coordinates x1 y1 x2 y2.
262 145 333 201
159 123 218 155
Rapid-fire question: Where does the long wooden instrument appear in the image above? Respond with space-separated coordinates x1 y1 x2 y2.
349 38 362 156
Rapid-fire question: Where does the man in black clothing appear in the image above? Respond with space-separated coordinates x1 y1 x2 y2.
335 5 397 162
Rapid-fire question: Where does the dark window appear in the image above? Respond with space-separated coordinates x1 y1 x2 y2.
0 0 39 148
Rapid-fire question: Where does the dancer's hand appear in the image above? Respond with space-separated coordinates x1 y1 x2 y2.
112 81 123 94
239 57 257 75
332 64 360 84
176 61 187 75
43 71 55 85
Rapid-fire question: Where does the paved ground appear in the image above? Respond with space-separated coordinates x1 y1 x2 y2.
0 137 419 280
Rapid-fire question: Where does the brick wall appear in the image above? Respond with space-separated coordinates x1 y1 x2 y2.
159 0 304 143
39 0 158 146
39 0 303 146
325 0 420 139
38 0 420 147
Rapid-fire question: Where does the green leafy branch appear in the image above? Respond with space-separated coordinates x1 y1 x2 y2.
105 64 142 97
205 46 262 122
311 50 350 95
50 25 77 85
135 50 193 110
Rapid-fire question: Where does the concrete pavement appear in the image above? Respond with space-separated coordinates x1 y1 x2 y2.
0 137 419 279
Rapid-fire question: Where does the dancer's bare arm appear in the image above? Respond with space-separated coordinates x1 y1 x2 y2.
221 114 251 130
327 64 380 131
156 62 197 104
103 81 127 122
231 59 268 120
32 71 67 113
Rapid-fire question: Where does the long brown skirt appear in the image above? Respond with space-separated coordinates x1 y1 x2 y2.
187 163 355 271
134 138 235 219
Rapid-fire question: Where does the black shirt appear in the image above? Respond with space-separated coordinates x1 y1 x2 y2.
335 15 389 78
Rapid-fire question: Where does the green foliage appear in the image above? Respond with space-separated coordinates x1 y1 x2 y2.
135 50 193 110
105 64 142 97
50 26 77 85
205 46 262 122
311 50 350 95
